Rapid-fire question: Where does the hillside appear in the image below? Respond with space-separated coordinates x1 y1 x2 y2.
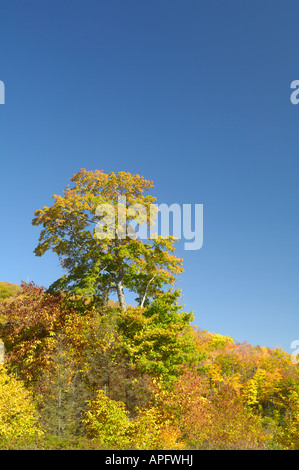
0 282 20 301
0 281 298 450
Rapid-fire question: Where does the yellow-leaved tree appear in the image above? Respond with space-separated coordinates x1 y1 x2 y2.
32 169 184 312
0 367 43 438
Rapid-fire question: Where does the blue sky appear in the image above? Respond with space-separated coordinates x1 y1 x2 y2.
0 0 298 353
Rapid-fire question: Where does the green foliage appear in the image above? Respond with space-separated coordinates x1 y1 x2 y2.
117 290 200 380
32 169 183 312
84 389 183 450
0 282 20 301
84 389 132 447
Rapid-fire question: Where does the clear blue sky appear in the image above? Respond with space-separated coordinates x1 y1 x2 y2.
0 0 298 353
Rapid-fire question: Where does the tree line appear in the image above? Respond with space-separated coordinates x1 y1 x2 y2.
0 169 298 450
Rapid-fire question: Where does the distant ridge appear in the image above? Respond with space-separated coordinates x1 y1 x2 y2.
0 282 20 301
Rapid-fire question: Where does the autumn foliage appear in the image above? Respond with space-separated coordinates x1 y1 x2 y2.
0 170 298 450
1 282 298 450
0 366 42 439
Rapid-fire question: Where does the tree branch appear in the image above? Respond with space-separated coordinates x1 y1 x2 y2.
140 274 157 308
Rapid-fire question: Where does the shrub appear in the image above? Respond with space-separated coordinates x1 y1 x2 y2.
84 389 184 449
84 390 131 448
0 366 43 438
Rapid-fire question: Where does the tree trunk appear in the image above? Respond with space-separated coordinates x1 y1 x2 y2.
116 276 127 312
140 274 157 308
101 286 110 312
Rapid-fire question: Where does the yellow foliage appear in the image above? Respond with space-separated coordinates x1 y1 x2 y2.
84 390 131 448
84 388 183 450
131 406 184 450
275 390 299 450
243 377 259 405
209 363 224 385
0 366 43 438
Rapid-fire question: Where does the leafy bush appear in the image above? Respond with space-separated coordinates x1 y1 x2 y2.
84 389 183 450
84 389 132 448
0 366 43 438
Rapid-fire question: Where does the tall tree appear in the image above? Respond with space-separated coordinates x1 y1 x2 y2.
32 169 183 311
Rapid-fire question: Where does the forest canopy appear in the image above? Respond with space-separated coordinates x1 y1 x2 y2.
0 170 298 451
